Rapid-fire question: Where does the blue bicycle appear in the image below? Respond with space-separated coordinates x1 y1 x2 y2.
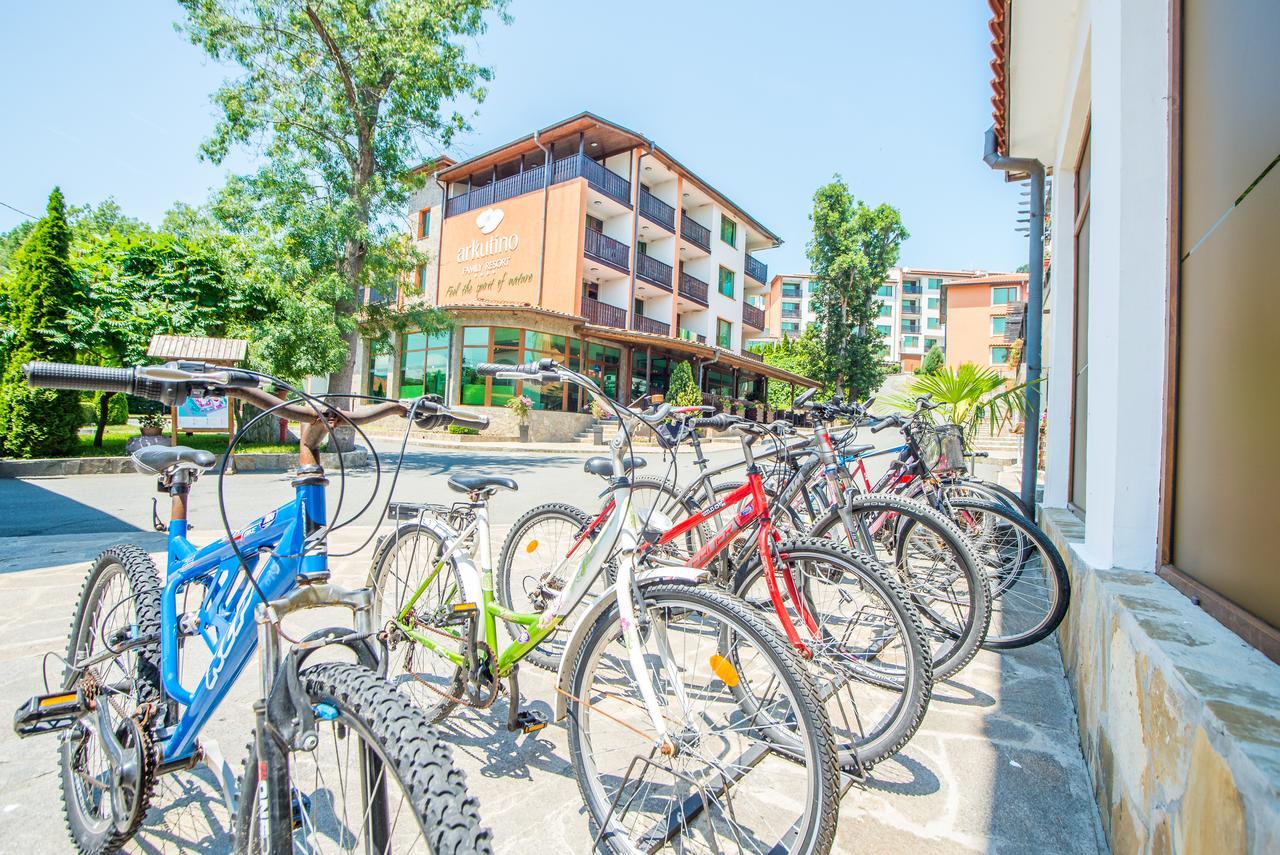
13 360 493 855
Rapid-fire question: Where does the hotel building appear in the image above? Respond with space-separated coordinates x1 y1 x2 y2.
359 112 812 439
937 272 1027 376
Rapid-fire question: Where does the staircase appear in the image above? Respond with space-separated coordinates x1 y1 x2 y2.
969 434 1022 466
572 418 661 446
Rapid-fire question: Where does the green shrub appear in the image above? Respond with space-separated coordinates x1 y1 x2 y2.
667 361 703 408
80 402 98 426
0 384 83 458
448 424 480 435
104 392 129 425
921 344 945 376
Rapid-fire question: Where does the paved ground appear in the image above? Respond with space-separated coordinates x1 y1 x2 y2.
0 443 1106 853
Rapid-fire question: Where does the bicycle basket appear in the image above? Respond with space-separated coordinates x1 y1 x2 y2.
921 423 968 475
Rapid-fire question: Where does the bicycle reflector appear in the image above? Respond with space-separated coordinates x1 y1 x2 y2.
709 654 740 687
525 539 539 553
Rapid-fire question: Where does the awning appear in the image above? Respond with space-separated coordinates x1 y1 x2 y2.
147 335 248 365
583 325 819 387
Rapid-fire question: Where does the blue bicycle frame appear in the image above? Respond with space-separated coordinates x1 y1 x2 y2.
158 477 328 762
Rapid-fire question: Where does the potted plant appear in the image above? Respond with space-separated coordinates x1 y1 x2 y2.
507 394 532 442
590 399 609 445
139 411 167 437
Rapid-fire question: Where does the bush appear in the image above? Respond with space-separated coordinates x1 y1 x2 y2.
100 392 129 425
921 344 944 375
125 393 165 415
0 384 83 458
448 424 479 435
667 361 703 408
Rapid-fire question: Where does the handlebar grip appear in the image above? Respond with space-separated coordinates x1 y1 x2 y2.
869 417 895 433
448 408 490 432
474 362 505 378
691 413 736 431
475 360 557 378
24 362 135 395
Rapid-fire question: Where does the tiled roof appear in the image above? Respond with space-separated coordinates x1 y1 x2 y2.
942 272 1027 287
147 335 248 363
988 0 1011 155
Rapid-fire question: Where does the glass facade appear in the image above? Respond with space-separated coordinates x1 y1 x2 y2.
459 326 592 410
717 318 732 348
718 266 734 297
368 350 392 398
399 330 450 398
992 286 1020 305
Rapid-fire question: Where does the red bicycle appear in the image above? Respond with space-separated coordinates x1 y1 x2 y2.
497 411 934 769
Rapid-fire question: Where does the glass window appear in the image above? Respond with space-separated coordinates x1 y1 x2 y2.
927 297 939 310
875 324 892 336
876 284 894 297
416 265 427 293
781 282 802 298
418 208 431 239
902 335 919 349
927 277 942 290
781 301 800 317
705 366 734 398
924 338 939 350
718 266 734 298
400 330 449 399
878 303 892 317
460 327 489 406
367 350 392 398
720 215 737 247
992 286 1020 305
903 300 919 313
992 316 1008 336
927 317 940 330
992 346 1011 365
717 318 732 349
781 321 800 333
586 342 620 401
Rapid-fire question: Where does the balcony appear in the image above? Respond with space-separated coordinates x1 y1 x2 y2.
781 286 802 299
744 254 768 284
781 310 802 320
743 303 766 330
636 252 673 291
901 322 921 334
678 270 709 306
680 215 711 252
632 314 670 336
903 283 923 295
584 228 630 273
445 153 631 218
677 327 707 344
901 302 921 315
638 187 675 232
739 349 764 363
581 295 626 329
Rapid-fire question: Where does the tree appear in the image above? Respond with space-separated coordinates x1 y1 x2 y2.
756 329 824 410
178 0 508 398
667 361 703 408
806 177 908 398
921 343 945 375
0 189 83 458
882 363 1037 443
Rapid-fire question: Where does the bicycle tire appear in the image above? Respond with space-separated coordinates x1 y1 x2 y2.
940 497 1071 649
732 538 933 768
234 662 493 854
565 583 839 854
366 522 466 722
809 493 991 679
494 502 598 671
628 475 711 556
60 545 163 855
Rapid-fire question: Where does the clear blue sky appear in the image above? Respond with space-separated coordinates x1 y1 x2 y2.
0 0 1026 274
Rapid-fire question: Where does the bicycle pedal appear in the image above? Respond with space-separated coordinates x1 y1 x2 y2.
509 709 548 734
442 602 478 626
13 690 86 738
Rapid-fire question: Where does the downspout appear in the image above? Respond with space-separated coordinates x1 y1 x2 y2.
983 125 1045 513
534 130 552 306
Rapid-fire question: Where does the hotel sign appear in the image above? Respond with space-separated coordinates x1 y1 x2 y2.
441 202 536 304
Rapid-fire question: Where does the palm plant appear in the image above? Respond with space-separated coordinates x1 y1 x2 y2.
883 363 1037 442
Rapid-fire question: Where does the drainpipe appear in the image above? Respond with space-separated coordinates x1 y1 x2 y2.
534 130 552 306
983 125 1045 513
700 347 720 406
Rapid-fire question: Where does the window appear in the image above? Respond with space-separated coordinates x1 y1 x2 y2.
400 330 450 399
459 327 584 409
417 208 431 239
585 341 620 401
781 321 800 333
902 335 919 349
877 303 892 317
416 265 428 293
991 346 1011 365
992 286 1020 305
807 279 819 292
992 316 1008 336
927 317 940 330
781 301 801 318
902 300 919 313
781 282 802 298
875 324 892 336
924 338 939 350
927 297 940 310
718 266 734 298
716 318 733 349
876 284 894 297
367 350 392 397
720 215 737 247
705 366 734 397
586 214 604 233
927 277 942 290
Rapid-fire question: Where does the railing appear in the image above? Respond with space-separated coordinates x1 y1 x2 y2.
901 302 921 315
636 252 673 291
584 228 630 272
632 314 670 336
677 327 707 343
678 270 709 305
781 286 802 299
638 187 675 231
680 215 711 251
903 283 923 295
780 309 802 319
739 349 764 363
581 295 626 329
744 254 768 284
445 153 633 218
742 303 766 329
901 323 921 334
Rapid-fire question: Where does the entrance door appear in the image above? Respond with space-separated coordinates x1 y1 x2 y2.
1069 127 1091 514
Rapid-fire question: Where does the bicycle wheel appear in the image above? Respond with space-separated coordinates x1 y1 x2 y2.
939 497 1071 648
367 522 466 722
732 538 933 769
566 583 839 854
59 545 164 855
234 662 492 854
495 502 604 671
809 493 991 679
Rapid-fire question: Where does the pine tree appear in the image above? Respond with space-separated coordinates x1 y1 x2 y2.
0 188 84 458
921 343 945 375
667 361 703 408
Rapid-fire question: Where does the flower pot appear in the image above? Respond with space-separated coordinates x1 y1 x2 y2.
593 425 604 445
141 426 163 437
519 423 530 443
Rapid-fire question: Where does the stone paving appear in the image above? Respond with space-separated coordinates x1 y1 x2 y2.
0 453 1107 853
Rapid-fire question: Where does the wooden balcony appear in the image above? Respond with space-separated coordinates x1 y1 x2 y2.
680 215 711 252
677 327 707 344
744 254 768 284
584 228 630 273
636 252 673 291
743 303 766 330
632 314 670 336
678 270 709 306
581 295 626 329
638 187 675 232
445 153 631 218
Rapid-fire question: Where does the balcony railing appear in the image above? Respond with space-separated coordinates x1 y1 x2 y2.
581 295 626 329
445 154 631 218
636 252 673 291
901 302 921 315
744 254 768 284
781 286 802 299
903 283 923 295
780 311 802 319
739 349 764 363
678 270 709 306
638 187 675 231
677 327 707 344
584 228 630 273
901 323 921 334
743 303 766 330
632 314 670 336
680 215 711 252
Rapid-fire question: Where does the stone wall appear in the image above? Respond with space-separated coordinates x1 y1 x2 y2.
444 406 593 443
1042 508 1280 854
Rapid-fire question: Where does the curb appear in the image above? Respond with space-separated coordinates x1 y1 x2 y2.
0 448 369 479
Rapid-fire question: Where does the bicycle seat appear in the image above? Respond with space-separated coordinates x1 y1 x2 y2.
131 445 218 474
446 474 518 495
583 456 646 477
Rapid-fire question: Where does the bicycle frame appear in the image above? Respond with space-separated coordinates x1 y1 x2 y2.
158 476 328 762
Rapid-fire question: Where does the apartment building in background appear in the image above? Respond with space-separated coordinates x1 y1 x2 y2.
761 273 818 341
357 112 814 439
939 272 1028 376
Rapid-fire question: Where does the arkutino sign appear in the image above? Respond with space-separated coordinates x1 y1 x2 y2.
440 197 537 304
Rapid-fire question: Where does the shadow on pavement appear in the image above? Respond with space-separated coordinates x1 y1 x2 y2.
0 478 147 537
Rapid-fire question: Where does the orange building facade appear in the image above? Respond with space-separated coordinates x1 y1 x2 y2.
939 272 1028 375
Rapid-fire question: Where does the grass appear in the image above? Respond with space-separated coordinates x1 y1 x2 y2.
72 425 298 458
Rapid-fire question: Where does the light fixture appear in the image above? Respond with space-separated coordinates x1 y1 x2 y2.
644 166 652 172
590 141 599 148
593 200 601 206
591 267 599 272
683 193 690 198
642 225 648 231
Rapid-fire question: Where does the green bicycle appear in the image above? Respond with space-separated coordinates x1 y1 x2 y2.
367 360 841 854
